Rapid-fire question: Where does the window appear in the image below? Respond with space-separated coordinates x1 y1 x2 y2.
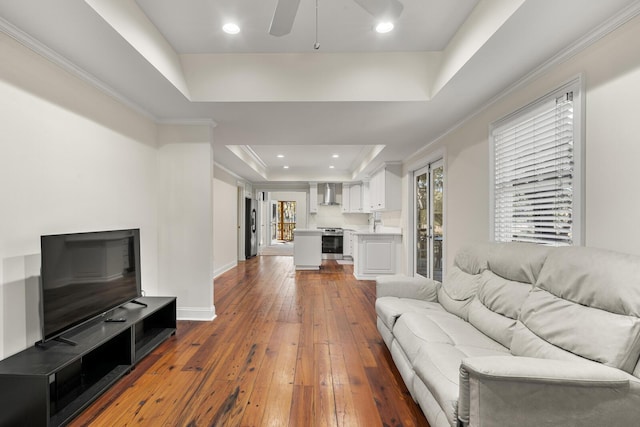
490 79 583 246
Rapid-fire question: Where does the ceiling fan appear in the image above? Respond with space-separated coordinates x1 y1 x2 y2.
269 0 404 37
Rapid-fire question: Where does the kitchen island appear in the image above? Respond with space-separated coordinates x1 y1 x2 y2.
352 229 402 280
293 229 323 270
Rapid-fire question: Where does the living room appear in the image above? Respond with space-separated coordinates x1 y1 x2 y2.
2 0 640 425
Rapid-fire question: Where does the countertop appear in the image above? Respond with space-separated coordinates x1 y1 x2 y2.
352 230 402 236
293 229 323 235
294 228 402 236
352 226 402 236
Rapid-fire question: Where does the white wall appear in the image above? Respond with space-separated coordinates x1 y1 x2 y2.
213 167 238 277
406 13 640 272
579 17 640 255
0 32 159 358
157 124 215 321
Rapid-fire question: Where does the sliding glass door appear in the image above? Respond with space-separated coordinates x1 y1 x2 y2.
414 160 444 281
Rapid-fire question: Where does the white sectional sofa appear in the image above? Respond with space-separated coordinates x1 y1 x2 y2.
376 242 640 427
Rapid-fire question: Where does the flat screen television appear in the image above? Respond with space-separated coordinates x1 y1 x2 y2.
39 228 142 343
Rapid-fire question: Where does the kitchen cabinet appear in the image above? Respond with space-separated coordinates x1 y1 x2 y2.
353 232 402 280
309 183 318 213
349 184 362 212
343 230 354 258
341 184 351 213
339 182 368 213
294 229 322 270
361 181 371 213
368 163 401 211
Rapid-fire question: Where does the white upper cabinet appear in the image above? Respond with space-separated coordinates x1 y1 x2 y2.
368 163 402 211
309 183 318 213
349 183 362 212
340 182 369 213
361 181 371 213
341 184 350 213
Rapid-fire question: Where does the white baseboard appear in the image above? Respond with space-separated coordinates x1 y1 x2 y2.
213 261 237 278
177 305 216 321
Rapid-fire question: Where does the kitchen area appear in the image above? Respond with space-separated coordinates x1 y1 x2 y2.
293 163 404 279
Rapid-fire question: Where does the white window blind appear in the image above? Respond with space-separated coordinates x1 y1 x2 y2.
491 87 579 246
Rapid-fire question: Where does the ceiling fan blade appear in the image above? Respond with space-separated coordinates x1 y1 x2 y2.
353 0 403 20
269 0 302 36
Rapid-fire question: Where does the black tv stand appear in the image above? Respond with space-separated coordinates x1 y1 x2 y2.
0 296 176 427
129 299 148 307
55 336 78 346
34 336 78 347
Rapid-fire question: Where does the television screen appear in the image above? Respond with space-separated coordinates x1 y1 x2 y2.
40 229 141 342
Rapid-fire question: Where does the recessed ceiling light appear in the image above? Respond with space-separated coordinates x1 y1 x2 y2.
332 154 339 158
375 22 394 34
277 154 284 158
329 165 335 169
223 23 240 35
283 165 289 169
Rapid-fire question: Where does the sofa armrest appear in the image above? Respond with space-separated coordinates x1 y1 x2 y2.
375 275 440 301
458 356 640 426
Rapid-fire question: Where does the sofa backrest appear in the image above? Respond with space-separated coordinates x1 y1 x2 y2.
437 243 490 321
511 246 640 375
466 243 550 348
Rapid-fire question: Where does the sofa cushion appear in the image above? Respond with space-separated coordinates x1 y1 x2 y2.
437 285 476 322
438 265 485 321
375 296 445 331
467 270 532 348
536 246 640 317
392 311 506 364
513 246 640 373
440 266 481 301
453 243 491 274
376 274 439 300
514 287 640 372
486 242 550 284
476 270 531 318
436 244 493 322
510 321 596 363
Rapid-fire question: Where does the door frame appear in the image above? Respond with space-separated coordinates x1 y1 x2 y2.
406 150 446 279
413 165 429 278
427 159 444 281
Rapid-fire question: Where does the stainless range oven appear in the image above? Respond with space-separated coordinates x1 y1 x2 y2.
319 227 343 259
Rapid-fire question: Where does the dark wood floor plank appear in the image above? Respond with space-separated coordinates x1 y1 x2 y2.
288 384 314 426
69 256 429 427
314 342 338 427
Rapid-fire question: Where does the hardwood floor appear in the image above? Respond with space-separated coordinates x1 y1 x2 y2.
70 256 430 427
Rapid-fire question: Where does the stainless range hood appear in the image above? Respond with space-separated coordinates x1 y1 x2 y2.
319 183 341 206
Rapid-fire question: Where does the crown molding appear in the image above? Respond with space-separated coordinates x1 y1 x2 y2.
0 16 221 128
238 145 268 170
225 145 269 180
214 161 245 182
0 16 161 122
412 0 640 160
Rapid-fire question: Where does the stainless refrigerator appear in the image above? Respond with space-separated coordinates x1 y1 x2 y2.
245 198 258 258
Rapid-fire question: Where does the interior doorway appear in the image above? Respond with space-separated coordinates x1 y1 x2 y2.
257 191 307 256
414 160 444 281
272 201 296 242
